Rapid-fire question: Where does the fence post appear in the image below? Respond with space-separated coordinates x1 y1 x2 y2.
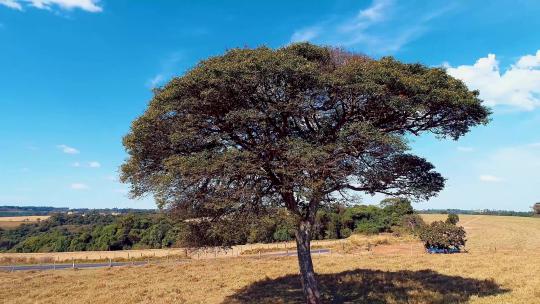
72 257 75 269
109 258 112 268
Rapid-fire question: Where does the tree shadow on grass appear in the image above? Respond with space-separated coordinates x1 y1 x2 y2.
223 269 509 304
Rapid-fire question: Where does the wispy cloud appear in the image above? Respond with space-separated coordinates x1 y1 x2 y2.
457 146 475 152
0 0 22 10
0 0 102 12
476 143 540 186
479 175 503 183
289 0 454 54
147 52 184 88
105 175 117 181
70 183 89 190
114 188 129 194
57 144 80 154
147 74 164 88
446 50 540 111
290 26 321 43
72 161 101 168
88 161 101 168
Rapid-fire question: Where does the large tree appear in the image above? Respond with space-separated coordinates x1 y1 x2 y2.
121 43 489 303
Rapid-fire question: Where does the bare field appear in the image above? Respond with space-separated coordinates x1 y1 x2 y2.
0 239 347 264
1 214 539 303
0 216 50 229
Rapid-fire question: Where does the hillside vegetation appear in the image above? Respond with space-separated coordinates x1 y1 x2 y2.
0 199 421 253
1 214 538 303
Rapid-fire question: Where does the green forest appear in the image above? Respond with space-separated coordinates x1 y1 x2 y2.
0 198 424 253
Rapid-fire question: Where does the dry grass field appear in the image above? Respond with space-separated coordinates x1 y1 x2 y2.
1 214 539 303
0 216 50 229
0 239 343 264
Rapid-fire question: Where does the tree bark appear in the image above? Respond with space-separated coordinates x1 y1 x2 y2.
295 219 322 304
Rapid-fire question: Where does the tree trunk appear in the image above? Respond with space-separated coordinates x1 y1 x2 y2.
295 220 322 304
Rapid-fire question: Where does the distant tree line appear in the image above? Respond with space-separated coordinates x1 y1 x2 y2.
0 206 69 217
0 206 155 217
0 198 423 253
419 209 534 217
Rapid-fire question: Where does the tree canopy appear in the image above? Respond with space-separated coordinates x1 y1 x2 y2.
122 43 488 219
121 43 490 303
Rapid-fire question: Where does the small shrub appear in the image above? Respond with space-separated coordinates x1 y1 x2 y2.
446 214 460 225
419 221 466 250
533 203 540 217
340 228 352 238
354 221 384 235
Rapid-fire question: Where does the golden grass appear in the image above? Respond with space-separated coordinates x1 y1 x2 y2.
0 248 190 264
1 214 539 303
0 216 50 229
0 240 340 263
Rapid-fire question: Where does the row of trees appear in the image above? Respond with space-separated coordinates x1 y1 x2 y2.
0 199 421 253
0 213 178 252
420 208 535 217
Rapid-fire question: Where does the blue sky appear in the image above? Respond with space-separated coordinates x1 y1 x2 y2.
0 0 539 211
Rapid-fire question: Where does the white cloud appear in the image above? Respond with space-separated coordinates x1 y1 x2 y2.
446 50 540 111
114 188 129 194
0 0 102 12
72 161 101 168
88 161 101 168
0 0 22 10
479 175 502 183
289 0 451 54
290 27 320 43
356 0 388 21
57 144 79 154
291 0 394 47
147 74 164 88
70 183 89 190
147 52 183 88
457 146 474 152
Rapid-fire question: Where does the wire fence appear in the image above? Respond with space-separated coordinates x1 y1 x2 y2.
0 241 336 272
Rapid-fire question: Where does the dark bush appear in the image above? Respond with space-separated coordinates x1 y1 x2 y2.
419 221 466 250
533 203 540 216
446 214 460 225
